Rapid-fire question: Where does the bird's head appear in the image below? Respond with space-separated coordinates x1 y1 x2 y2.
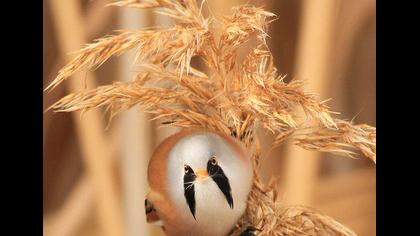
165 131 253 221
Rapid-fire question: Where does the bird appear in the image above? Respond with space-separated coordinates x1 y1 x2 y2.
145 129 254 236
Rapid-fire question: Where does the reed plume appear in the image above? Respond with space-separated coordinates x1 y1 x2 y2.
46 1 376 235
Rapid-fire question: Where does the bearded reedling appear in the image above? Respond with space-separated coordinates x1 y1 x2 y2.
145 130 254 236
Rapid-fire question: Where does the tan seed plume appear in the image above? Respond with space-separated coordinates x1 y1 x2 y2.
46 1 376 235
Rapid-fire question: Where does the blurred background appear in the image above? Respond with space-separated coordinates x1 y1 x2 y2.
43 0 376 235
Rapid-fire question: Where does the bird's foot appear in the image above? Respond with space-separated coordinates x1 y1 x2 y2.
238 226 261 236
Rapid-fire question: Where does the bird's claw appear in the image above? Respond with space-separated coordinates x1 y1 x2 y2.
238 226 261 236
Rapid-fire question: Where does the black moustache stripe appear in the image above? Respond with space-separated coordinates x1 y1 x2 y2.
183 166 196 219
208 162 234 209
183 162 234 220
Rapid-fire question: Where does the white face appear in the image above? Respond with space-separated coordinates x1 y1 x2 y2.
166 131 253 235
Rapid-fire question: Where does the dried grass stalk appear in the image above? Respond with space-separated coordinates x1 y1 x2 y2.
272 119 376 163
46 1 376 235
232 183 358 236
293 120 376 163
107 0 207 26
45 31 141 91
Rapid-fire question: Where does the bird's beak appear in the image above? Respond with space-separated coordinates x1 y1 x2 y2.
195 168 208 181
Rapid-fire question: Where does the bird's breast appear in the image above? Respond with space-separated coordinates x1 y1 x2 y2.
189 179 246 236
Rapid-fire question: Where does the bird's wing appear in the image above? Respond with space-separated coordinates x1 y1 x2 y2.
145 198 163 225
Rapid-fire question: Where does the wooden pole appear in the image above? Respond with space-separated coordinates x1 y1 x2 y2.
48 0 123 235
85 0 115 39
43 176 92 236
152 11 181 147
281 0 338 205
117 6 156 236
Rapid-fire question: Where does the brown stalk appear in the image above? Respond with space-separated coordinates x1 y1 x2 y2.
46 1 376 235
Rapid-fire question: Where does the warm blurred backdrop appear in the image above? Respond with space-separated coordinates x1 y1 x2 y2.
43 0 376 235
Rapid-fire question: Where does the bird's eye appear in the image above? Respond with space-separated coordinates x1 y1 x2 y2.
210 156 218 166
184 165 190 173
